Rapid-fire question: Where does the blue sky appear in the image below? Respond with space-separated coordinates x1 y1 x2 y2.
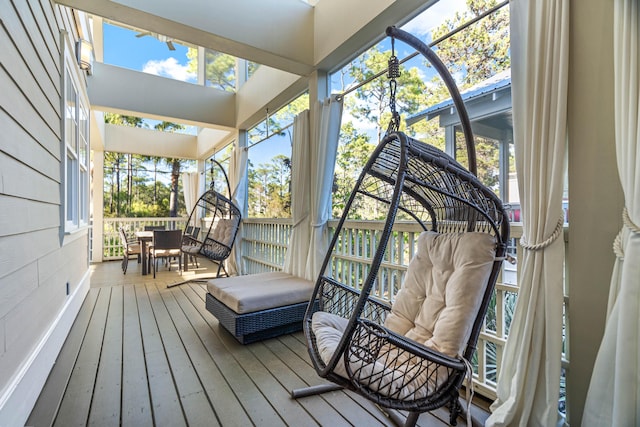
103 0 467 84
101 0 468 170
103 23 195 83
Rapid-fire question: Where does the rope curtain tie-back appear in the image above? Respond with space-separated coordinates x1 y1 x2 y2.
291 213 310 229
613 207 639 260
519 216 565 251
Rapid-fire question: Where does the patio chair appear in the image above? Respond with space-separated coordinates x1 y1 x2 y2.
182 226 201 268
148 230 182 278
291 27 510 427
119 227 141 274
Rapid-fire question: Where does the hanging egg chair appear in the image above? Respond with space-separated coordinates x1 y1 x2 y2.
294 27 510 426
179 159 241 279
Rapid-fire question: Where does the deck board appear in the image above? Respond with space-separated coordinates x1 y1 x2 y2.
169 283 254 426
121 284 153 427
54 288 110 426
145 283 218 427
89 285 123 427
26 289 99 427
29 261 488 427
135 284 186 427
179 281 290 426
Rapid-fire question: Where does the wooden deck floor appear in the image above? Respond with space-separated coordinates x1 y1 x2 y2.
28 260 489 427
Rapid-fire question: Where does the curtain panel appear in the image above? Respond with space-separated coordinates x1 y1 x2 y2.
283 110 311 277
181 172 199 227
487 0 569 425
305 95 344 280
229 144 248 276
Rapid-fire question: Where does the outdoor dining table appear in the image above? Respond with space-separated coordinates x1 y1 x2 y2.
135 230 154 275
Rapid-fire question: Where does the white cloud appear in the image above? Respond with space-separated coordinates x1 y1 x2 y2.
142 57 196 82
402 0 468 37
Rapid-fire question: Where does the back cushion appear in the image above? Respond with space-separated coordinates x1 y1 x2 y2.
384 231 496 357
212 219 235 244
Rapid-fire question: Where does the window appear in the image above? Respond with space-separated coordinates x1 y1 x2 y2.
206 142 234 195
246 93 308 218
63 37 90 232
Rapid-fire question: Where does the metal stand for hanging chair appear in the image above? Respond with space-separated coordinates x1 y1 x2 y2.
291 27 510 427
168 159 241 288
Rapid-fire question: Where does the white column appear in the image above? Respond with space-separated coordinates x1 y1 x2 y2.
91 150 104 262
567 0 621 424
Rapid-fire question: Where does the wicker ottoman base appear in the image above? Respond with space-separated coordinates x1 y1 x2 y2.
205 292 315 344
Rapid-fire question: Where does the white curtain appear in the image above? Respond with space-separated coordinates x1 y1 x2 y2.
228 143 248 276
181 172 199 227
486 1 569 426
283 110 311 277
304 95 344 280
582 2 640 425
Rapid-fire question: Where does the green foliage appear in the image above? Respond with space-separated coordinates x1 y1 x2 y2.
330 0 511 219
187 47 236 91
347 46 428 143
432 0 510 88
102 115 192 218
332 122 375 218
247 154 292 218
248 93 310 145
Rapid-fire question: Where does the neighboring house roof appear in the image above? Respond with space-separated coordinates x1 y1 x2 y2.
406 68 511 126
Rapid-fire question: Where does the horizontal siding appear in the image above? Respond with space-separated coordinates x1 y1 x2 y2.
0 109 60 181
0 64 60 162
0 228 61 280
0 0 89 405
2 264 67 359
0 231 89 403
0 262 38 320
0 25 59 134
0 152 59 203
0 195 59 237
13 1 61 87
37 0 63 56
38 232 89 294
1 0 61 114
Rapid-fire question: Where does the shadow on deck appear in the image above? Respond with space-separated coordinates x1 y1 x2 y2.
27 261 490 426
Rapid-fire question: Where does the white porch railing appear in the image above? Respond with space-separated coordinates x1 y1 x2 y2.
99 216 568 403
238 218 568 402
102 217 188 260
241 218 292 274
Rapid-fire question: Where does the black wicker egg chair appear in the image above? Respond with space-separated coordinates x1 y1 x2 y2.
292 27 510 426
175 160 241 284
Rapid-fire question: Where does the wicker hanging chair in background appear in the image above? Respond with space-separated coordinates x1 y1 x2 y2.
176 160 241 284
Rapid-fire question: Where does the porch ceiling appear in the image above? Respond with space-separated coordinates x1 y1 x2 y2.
57 0 316 76
63 0 442 157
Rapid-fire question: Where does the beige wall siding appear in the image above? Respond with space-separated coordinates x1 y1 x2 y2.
0 0 90 422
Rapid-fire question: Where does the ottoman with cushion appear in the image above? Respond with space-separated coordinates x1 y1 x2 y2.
206 271 315 344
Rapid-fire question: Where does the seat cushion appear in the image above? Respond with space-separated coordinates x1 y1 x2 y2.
312 310 436 400
311 231 497 399
152 248 181 257
207 271 314 314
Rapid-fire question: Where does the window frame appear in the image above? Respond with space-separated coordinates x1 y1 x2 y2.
62 32 91 234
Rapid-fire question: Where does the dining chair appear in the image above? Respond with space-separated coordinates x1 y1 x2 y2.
148 230 182 278
119 227 141 274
